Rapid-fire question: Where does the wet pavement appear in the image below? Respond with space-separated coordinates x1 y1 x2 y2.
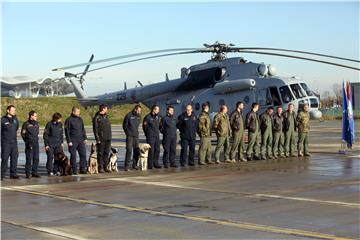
1 120 359 239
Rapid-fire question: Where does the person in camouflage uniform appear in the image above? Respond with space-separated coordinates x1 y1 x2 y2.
229 101 246 162
213 105 231 164
297 103 311 157
272 106 285 158
197 103 213 165
245 103 261 161
283 103 297 157
260 107 274 160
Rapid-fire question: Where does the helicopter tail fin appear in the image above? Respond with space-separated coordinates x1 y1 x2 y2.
69 78 88 99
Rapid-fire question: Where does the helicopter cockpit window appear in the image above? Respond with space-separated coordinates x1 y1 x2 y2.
269 87 281 106
290 84 306 99
279 86 294 103
300 83 315 96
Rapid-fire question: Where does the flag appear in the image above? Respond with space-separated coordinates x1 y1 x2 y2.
342 81 355 148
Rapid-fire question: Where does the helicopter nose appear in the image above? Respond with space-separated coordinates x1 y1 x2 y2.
310 109 322 120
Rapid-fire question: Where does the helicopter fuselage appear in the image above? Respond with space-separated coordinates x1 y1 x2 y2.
74 57 322 119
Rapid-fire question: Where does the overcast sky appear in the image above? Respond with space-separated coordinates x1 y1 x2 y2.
2 1 359 95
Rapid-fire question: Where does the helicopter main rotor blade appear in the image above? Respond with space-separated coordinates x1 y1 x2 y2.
237 50 360 71
52 48 201 71
232 47 359 63
70 50 200 76
82 54 94 77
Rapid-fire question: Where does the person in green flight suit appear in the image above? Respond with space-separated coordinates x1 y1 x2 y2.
197 103 213 165
297 103 311 157
283 103 297 157
245 102 261 161
213 105 231 164
229 101 247 162
260 107 274 160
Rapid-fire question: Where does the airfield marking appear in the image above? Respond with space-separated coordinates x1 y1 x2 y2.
2 219 89 240
2 176 359 208
108 178 360 208
2 187 352 240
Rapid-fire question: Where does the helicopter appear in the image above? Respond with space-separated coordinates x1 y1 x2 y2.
52 42 359 119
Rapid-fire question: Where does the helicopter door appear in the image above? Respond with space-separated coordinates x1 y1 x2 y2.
269 86 282 106
256 88 273 107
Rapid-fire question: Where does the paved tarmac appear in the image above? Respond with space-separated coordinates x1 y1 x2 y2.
1 120 359 240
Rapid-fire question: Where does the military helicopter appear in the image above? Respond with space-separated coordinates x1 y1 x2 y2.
52 42 359 119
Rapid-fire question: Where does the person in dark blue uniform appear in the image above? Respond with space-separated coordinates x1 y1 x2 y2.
65 107 87 174
143 105 162 169
21 111 40 178
1 105 20 180
43 112 64 176
177 104 197 167
123 105 141 171
160 105 178 168
93 104 112 173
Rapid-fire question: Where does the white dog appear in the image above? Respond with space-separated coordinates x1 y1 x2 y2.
107 147 119 172
137 143 151 171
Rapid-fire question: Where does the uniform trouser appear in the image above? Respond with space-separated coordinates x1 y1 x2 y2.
246 130 261 158
261 130 273 158
25 142 40 176
162 135 177 166
230 130 245 160
97 140 111 170
125 136 139 168
69 140 87 173
273 131 284 157
147 136 160 167
1 142 18 177
180 137 195 165
46 144 62 174
298 132 309 155
284 129 296 156
215 136 230 162
198 137 212 163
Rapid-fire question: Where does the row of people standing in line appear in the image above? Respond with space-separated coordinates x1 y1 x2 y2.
1 101 310 179
0 105 109 179
122 101 311 171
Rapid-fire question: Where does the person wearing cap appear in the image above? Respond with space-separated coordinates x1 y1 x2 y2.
93 104 112 172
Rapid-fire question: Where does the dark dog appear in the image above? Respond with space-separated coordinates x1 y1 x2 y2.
55 152 72 176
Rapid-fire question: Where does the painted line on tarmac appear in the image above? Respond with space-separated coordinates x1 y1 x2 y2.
2 187 351 240
108 178 360 208
2 220 89 240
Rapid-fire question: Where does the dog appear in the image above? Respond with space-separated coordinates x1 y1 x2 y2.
55 151 72 176
107 147 119 172
137 143 151 171
87 143 99 174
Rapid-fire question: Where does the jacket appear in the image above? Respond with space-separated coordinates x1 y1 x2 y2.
93 111 112 142
43 121 64 146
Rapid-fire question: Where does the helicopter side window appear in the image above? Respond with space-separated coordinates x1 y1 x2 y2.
195 102 200 111
290 84 306 99
244 96 250 104
310 98 319 108
300 83 315 96
279 86 294 103
269 87 281 106
219 99 225 106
